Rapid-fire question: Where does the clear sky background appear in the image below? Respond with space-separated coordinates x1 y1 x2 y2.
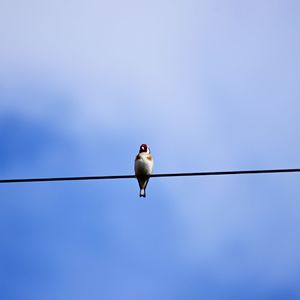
0 0 300 299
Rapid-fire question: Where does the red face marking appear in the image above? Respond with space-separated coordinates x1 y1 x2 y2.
139 144 148 153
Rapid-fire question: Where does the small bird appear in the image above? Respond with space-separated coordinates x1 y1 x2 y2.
134 144 154 197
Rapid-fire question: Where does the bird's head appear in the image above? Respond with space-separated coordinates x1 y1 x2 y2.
139 144 150 153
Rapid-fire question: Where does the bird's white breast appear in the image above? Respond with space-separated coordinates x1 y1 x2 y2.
135 153 153 176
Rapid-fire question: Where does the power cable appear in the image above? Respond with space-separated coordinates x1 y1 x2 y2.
0 168 299 184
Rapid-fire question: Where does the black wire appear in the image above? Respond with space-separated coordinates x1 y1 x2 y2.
151 168 300 177
0 175 135 183
0 168 299 184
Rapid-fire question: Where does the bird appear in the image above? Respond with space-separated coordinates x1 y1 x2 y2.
134 144 154 197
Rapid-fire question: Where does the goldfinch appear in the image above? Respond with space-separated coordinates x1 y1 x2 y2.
134 144 154 197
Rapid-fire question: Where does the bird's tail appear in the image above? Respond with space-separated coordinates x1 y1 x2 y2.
139 188 146 198
137 177 149 198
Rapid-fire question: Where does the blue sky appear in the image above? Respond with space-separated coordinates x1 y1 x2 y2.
0 0 300 299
